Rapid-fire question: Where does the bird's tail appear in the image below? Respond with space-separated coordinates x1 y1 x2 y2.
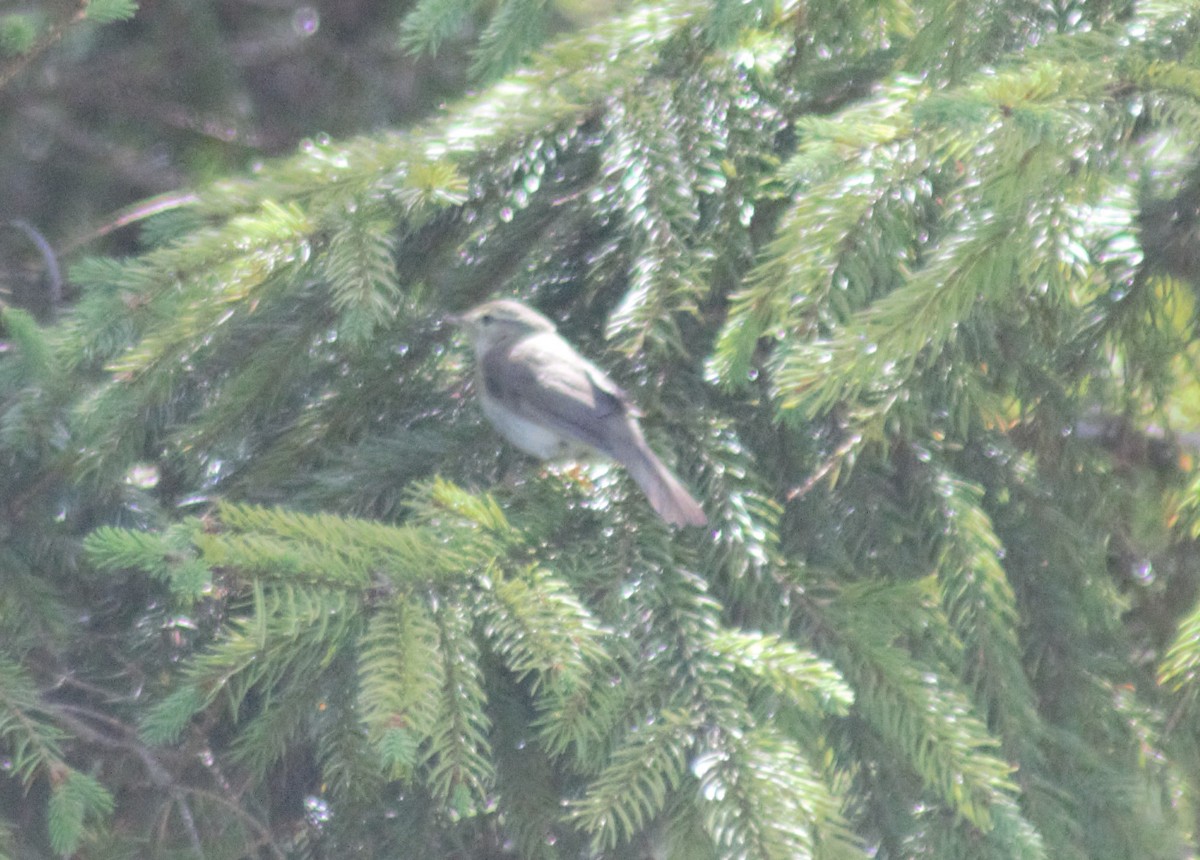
623 443 707 527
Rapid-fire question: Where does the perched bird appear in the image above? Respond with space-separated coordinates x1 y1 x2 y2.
455 299 707 527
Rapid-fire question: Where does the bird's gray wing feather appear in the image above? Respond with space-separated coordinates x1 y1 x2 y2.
482 332 632 454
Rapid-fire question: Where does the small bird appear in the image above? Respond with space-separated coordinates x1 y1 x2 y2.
455 299 707 527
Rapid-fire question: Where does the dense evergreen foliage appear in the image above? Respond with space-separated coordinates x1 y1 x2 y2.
4 0 1200 856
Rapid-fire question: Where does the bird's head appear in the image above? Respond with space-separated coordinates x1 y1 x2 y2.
454 299 556 352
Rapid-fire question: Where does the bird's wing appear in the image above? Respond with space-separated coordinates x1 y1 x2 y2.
483 332 633 454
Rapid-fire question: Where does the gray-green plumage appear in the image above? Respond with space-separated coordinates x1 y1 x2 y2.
456 299 706 527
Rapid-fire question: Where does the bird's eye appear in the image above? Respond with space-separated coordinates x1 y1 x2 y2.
480 313 494 325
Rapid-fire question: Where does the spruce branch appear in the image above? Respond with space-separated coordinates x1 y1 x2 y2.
693 727 863 860
357 598 443 779
932 474 1039 748
0 654 68 787
426 595 494 811
569 709 695 849
819 580 1018 831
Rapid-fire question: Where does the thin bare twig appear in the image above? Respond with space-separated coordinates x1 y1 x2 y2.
7 219 62 310
58 190 201 256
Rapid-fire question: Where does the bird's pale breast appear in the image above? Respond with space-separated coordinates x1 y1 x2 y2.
480 389 583 459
